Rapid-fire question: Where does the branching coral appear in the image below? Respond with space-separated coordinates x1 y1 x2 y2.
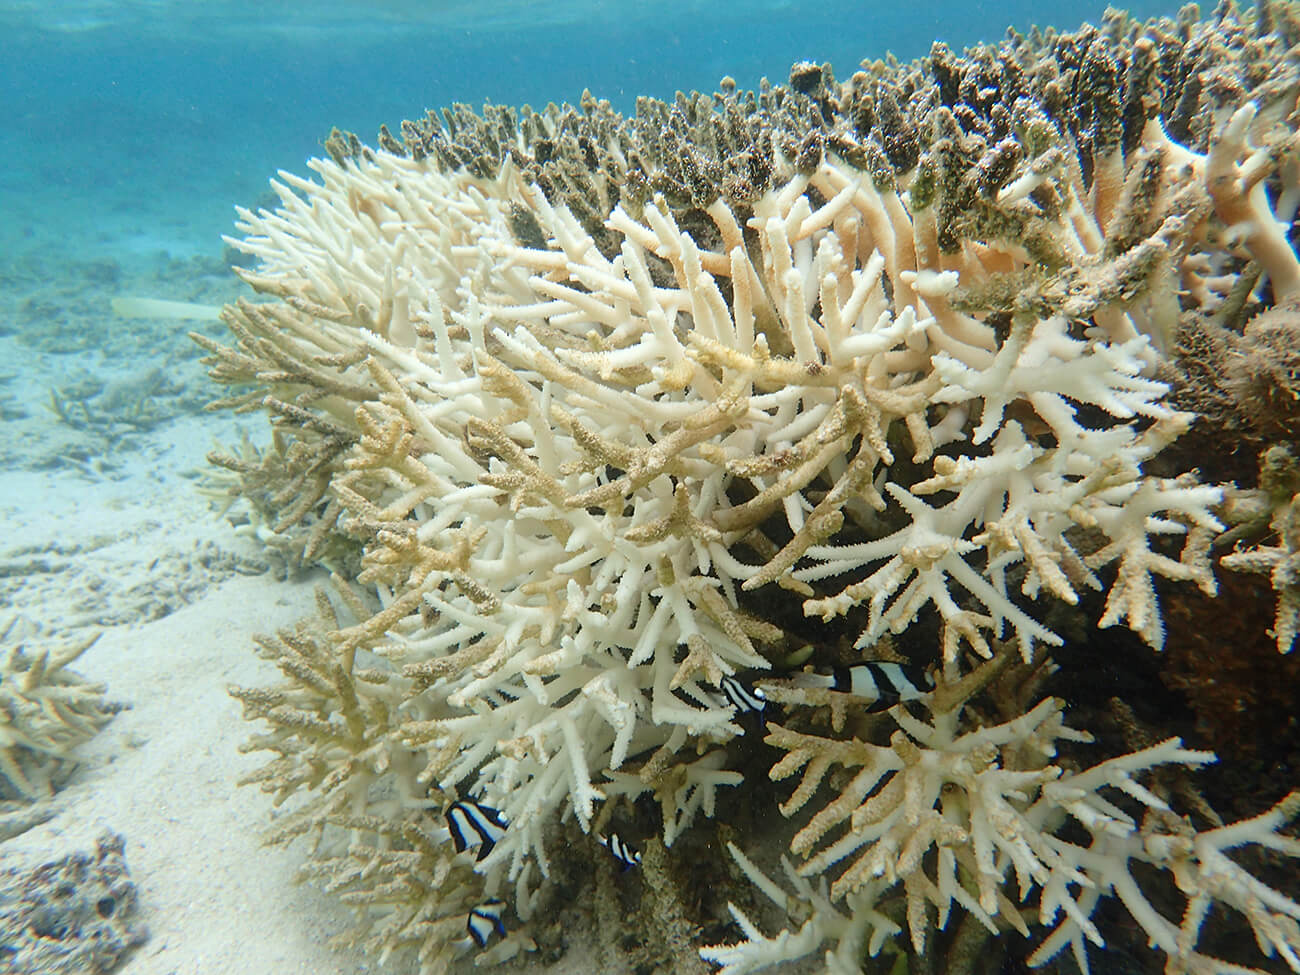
704 653 1300 974
1221 445 1300 654
1 621 116 839
229 590 535 970
202 1 1300 971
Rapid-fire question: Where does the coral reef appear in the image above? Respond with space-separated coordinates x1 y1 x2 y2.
0 620 116 839
199 2 1300 973
707 649 1300 975
0 831 147 974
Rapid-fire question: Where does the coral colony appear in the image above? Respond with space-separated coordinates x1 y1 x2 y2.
1 630 115 827
195 3 1300 974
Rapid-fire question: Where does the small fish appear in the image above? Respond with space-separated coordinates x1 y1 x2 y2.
792 661 933 712
597 832 642 871
446 800 508 861
466 899 507 948
719 674 767 720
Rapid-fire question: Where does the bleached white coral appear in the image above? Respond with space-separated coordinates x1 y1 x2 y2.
232 136 1223 868
215 124 1233 953
700 844 902 975
1222 483 1300 655
704 686 1300 975
205 6 1300 969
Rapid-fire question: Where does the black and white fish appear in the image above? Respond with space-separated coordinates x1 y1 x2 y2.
719 674 767 721
466 899 507 948
791 661 933 712
597 832 642 871
447 800 508 862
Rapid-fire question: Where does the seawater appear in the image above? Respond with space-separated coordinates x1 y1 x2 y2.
1 0 1179 266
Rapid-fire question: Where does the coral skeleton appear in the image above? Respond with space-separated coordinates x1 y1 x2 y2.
200 2 1300 972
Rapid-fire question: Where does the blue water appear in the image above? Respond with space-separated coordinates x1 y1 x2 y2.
1 0 1177 262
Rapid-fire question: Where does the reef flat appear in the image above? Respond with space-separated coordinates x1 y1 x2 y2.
193 4 1300 974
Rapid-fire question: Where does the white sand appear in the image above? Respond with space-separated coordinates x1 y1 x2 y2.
53 575 374 975
1 412 381 973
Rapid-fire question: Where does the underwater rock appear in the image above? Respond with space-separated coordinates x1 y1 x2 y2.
0 831 147 974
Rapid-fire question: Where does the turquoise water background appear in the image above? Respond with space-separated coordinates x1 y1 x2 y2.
1 0 1177 263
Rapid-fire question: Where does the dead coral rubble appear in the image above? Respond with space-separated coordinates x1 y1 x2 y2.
200 2 1300 973
0 831 147 975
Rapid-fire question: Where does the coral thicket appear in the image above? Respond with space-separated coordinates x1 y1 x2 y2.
198 3 1300 973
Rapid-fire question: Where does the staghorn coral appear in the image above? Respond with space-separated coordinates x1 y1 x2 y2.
197 428 361 579
1 620 116 838
705 651 1300 975
200 2 1300 973
229 590 536 969
1220 445 1300 655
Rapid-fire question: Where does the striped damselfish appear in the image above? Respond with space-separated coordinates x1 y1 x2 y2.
446 799 508 862
597 832 642 870
791 660 933 711
466 899 506 947
719 674 767 719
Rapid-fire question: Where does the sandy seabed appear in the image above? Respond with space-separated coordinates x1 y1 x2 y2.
0 232 387 970
1 417 379 973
